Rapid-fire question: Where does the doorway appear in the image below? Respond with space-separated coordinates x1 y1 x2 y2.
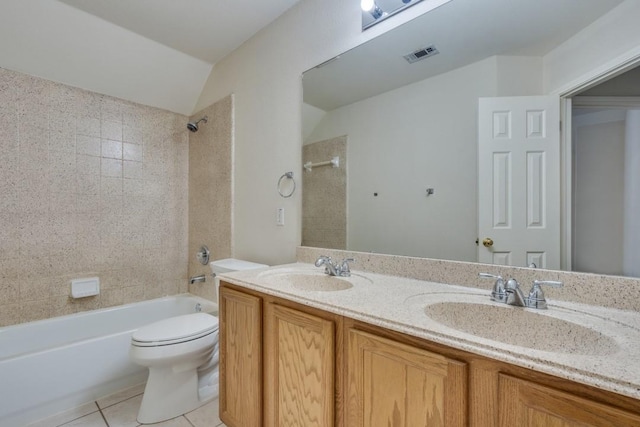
566 64 640 277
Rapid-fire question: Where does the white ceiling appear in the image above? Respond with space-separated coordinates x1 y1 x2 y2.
303 0 624 111
58 0 303 64
0 0 628 115
0 0 303 114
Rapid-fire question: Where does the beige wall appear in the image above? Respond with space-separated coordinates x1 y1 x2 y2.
0 68 189 327
188 96 234 301
194 0 445 266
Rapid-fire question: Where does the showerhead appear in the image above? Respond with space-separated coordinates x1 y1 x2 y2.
187 116 208 132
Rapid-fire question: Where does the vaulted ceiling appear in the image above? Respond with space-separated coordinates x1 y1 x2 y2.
0 0 302 115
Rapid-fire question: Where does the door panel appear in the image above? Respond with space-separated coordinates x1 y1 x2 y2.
478 96 561 268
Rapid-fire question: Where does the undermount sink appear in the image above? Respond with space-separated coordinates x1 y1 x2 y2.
257 268 372 292
422 299 619 356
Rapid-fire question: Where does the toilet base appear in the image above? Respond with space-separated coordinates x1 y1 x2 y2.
137 366 214 424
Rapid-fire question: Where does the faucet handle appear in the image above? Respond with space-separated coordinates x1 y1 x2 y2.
527 280 563 309
338 258 355 277
314 255 331 267
479 273 506 302
533 280 563 288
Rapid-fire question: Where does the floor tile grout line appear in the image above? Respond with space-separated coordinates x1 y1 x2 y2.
52 402 101 427
98 404 110 427
98 390 144 411
96 384 145 410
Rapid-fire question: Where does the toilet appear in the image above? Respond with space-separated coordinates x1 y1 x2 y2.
130 313 219 424
130 258 267 424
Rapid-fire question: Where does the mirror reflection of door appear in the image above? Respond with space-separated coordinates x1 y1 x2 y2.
477 96 561 269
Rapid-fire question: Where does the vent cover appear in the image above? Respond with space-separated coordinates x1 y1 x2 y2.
404 45 439 64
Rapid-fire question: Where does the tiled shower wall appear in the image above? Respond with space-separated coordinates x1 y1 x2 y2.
302 136 347 249
188 96 233 302
0 68 189 327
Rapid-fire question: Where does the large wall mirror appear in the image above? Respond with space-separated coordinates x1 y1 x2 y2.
302 0 640 278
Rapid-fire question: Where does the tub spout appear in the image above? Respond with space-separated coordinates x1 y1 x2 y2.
189 275 206 284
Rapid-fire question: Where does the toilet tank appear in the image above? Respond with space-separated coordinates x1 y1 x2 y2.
209 258 268 302
210 258 268 275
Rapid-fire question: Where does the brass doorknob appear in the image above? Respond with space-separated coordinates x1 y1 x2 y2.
482 238 494 248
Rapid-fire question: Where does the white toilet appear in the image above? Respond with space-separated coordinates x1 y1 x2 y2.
130 313 219 424
130 258 267 424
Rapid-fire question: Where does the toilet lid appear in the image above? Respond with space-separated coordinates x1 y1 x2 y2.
132 313 219 347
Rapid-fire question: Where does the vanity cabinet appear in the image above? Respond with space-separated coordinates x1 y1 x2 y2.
218 285 263 426
219 282 342 427
219 282 640 427
264 302 337 427
498 374 640 426
346 329 467 427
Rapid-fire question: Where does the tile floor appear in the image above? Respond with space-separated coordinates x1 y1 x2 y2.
27 384 226 427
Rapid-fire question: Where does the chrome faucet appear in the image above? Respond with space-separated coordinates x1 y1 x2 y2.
315 256 355 277
504 278 528 307
480 273 562 309
479 273 506 303
189 274 206 284
527 280 564 309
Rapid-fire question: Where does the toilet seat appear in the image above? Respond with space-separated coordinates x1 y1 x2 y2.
132 313 219 347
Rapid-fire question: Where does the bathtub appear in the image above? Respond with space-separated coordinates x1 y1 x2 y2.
0 294 217 427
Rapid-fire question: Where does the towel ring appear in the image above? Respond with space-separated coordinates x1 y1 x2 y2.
277 171 296 198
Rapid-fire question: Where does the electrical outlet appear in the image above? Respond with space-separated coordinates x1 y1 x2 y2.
276 207 285 226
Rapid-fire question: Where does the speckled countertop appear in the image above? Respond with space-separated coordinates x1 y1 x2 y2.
220 262 640 400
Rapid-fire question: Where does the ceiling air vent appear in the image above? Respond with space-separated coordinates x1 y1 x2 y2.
404 45 439 64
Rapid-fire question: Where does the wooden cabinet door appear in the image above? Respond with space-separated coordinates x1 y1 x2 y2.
219 285 263 427
498 374 640 426
264 303 335 427
347 329 467 427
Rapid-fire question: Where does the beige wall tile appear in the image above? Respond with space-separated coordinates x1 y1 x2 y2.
101 158 122 177
101 120 122 141
21 299 51 323
122 142 142 161
77 117 101 137
187 96 234 298
101 139 123 159
0 68 189 327
77 135 101 156
302 136 347 250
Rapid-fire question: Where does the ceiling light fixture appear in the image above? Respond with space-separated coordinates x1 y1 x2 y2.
362 0 453 31
361 0 384 19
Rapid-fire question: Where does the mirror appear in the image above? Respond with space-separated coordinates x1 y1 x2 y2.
360 0 452 30
302 0 639 277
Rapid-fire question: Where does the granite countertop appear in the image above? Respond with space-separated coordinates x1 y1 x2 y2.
220 262 640 400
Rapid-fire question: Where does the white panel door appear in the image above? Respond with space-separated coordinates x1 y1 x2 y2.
478 96 560 269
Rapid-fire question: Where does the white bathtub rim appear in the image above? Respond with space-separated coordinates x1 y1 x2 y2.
0 293 217 361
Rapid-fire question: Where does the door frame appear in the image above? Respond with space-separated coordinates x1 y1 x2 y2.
554 49 640 271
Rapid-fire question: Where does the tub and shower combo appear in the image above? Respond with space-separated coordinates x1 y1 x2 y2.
0 294 216 427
